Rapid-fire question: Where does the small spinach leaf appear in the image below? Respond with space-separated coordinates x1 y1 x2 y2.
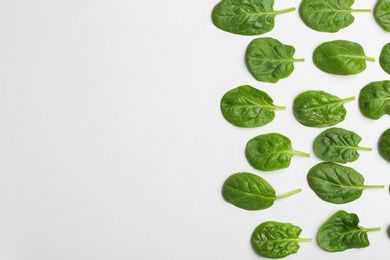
359 80 390 119
211 0 296 36
380 43 390 74
299 0 370 33
307 162 384 204
222 172 301 210
251 221 311 258
374 0 390 32
378 128 390 163
220 85 285 127
245 133 310 171
313 127 371 163
245 37 304 83
313 40 374 75
317 210 381 252
293 90 354 127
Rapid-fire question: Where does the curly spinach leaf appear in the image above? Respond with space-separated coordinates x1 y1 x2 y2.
313 127 371 163
313 40 374 75
299 0 370 32
220 85 285 127
211 0 295 35
378 128 390 163
221 172 301 210
374 0 390 32
245 37 304 83
245 133 310 171
251 221 311 258
317 210 381 252
293 90 354 127
359 80 390 119
307 162 384 204
380 43 390 74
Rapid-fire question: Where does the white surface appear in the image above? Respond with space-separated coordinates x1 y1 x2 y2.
0 0 389 259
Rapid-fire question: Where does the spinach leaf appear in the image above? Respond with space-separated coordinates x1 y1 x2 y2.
307 162 384 204
293 90 354 127
378 128 390 162
211 0 296 36
245 133 310 171
387 225 390 239
380 43 390 74
220 85 285 127
245 37 304 83
317 210 381 252
222 172 301 210
313 40 374 75
359 80 390 119
251 221 311 258
299 0 370 33
313 127 371 163
374 0 390 32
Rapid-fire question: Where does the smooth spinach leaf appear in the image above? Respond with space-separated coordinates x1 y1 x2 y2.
245 37 304 83
220 85 285 127
222 172 301 210
313 40 374 75
245 133 310 171
307 162 384 204
359 80 390 119
251 221 311 258
380 43 390 74
317 210 380 252
313 127 371 163
211 0 296 35
293 90 354 127
378 128 390 163
374 0 390 32
299 0 370 32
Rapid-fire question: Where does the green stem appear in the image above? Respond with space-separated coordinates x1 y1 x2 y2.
365 227 381 232
276 188 302 199
275 7 296 15
299 237 312 242
341 96 355 104
351 9 371 13
294 58 305 62
273 105 286 110
292 149 311 157
365 56 376 62
364 185 385 189
356 146 373 151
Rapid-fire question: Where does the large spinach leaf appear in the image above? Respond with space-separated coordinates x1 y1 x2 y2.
359 80 390 119
299 0 370 32
378 128 390 162
211 0 295 35
380 43 390 74
374 0 390 32
245 37 304 83
313 127 371 163
251 221 311 258
293 90 354 127
307 162 384 204
313 40 374 75
220 85 285 127
317 210 381 252
245 133 310 171
222 172 301 210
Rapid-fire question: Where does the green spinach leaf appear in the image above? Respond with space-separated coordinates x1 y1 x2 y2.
378 128 390 162
251 221 311 258
313 127 371 163
307 162 384 204
220 85 285 127
313 40 374 75
359 80 390 119
380 43 390 74
317 210 381 252
222 172 301 210
245 133 310 171
299 0 370 33
211 0 296 35
374 0 390 32
293 90 354 127
245 37 304 83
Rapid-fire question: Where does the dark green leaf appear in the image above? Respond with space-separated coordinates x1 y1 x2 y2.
380 43 390 74
378 128 390 163
374 0 390 32
359 80 390 119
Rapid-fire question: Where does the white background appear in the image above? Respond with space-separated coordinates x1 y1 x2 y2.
0 0 389 259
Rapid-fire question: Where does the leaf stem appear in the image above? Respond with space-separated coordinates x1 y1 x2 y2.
294 58 305 62
365 56 376 62
276 7 296 15
292 149 311 157
351 9 371 13
356 146 373 151
341 96 355 104
364 185 385 189
276 188 301 199
273 105 286 110
365 227 381 232
299 237 312 242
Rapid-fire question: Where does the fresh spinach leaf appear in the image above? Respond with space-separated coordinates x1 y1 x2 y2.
211 0 296 36
245 133 310 171
317 210 381 252
251 221 311 258
378 128 390 162
299 0 370 32
387 225 390 239
307 162 384 204
222 172 301 210
220 85 285 127
313 40 374 75
359 80 390 119
293 90 354 127
313 127 371 163
245 37 304 83
380 43 390 74
374 0 390 32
